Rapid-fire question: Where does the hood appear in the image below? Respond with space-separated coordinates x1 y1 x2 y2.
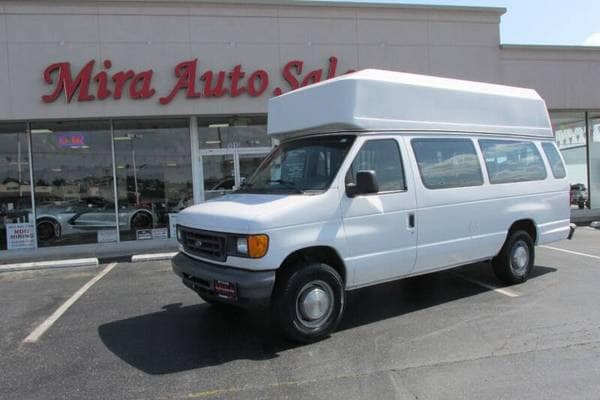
177 190 340 233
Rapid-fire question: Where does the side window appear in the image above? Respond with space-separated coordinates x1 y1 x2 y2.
541 142 567 179
346 139 406 192
479 139 547 184
411 138 483 189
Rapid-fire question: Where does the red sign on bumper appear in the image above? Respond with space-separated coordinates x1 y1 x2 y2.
214 280 237 300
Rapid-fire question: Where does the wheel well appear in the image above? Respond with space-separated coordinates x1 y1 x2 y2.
36 216 59 227
277 246 347 286
508 219 537 244
130 210 154 226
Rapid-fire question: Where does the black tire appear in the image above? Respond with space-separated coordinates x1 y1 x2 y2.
131 211 153 230
492 230 534 285
36 219 59 243
271 262 345 343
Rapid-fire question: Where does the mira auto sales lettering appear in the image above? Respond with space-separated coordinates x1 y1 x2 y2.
41 56 353 105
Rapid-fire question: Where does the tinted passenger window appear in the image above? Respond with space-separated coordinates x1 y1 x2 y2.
479 140 547 184
541 142 567 179
411 138 483 189
346 139 406 192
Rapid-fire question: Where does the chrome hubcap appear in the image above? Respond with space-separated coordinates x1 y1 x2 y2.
511 241 529 275
296 280 334 329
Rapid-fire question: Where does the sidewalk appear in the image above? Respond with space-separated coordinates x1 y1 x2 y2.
571 208 600 226
0 239 178 266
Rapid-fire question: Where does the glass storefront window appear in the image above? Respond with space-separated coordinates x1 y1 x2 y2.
588 112 600 209
197 116 270 150
1 116 272 251
550 111 589 209
30 121 116 247
196 116 272 202
0 124 33 251
113 119 192 241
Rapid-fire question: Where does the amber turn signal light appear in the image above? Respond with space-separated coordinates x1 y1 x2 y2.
247 234 269 258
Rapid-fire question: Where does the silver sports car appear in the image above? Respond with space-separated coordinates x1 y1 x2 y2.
35 197 155 243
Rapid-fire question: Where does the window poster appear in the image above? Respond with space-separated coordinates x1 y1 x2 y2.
6 223 36 250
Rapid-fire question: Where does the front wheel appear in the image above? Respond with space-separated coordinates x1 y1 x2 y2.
272 262 345 343
492 230 534 285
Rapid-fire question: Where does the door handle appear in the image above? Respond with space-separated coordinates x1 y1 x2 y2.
408 213 415 229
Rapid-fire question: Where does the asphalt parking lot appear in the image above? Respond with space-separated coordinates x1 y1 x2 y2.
1 228 599 400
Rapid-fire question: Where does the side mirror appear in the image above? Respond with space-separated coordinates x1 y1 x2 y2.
346 170 379 197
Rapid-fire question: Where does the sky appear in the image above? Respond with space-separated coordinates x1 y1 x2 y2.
316 0 600 46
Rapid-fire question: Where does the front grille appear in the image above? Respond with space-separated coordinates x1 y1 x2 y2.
179 226 227 261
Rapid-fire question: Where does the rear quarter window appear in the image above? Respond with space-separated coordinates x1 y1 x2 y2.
479 139 547 184
411 138 483 189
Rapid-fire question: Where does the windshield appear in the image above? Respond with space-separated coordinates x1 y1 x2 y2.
239 135 355 194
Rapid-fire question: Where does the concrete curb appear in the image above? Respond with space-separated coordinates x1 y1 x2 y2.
0 258 99 273
0 251 178 273
131 252 177 262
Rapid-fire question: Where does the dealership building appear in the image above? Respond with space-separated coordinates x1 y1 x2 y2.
1 0 599 258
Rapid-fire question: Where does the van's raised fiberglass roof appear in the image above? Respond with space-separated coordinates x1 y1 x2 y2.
267 69 552 138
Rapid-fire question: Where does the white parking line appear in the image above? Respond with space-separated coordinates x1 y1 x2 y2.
540 245 600 261
454 273 520 298
22 262 118 344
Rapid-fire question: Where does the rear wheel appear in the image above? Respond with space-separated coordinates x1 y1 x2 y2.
492 230 534 284
272 262 345 343
131 211 152 230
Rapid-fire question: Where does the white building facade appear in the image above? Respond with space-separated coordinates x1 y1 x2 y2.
1 0 599 253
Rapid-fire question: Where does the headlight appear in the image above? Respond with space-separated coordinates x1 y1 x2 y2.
230 234 269 258
236 237 248 254
176 226 182 242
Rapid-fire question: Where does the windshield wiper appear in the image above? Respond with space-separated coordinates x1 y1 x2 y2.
266 179 304 194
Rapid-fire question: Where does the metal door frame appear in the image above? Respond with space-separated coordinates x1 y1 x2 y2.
196 145 271 202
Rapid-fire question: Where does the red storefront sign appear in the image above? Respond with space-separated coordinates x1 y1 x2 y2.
57 133 86 148
41 56 353 105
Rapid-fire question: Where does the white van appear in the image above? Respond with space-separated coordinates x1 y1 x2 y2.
172 69 573 342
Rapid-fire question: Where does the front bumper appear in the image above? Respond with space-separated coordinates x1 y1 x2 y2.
171 252 276 307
